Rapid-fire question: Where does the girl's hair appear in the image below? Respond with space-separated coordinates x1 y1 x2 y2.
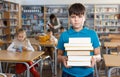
49 14 58 26
69 3 86 16
49 14 56 20
15 28 26 37
47 29 53 33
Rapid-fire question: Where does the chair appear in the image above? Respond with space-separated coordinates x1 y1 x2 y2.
0 73 7 77
29 38 53 77
117 45 120 54
108 67 120 77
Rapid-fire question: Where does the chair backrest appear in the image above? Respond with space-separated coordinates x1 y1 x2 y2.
108 34 120 39
28 38 41 51
117 45 120 54
110 39 120 42
31 44 40 51
0 73 7 77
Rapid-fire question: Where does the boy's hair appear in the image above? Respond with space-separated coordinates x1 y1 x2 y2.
69 3 86 16
60 26 64 30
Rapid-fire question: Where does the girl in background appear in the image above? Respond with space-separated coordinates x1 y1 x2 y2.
44 29 58 59
47 14 61 34
7 28 40 77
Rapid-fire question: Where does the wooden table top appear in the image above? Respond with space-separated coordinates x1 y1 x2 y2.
0 50 44 62
104 42 120 48
103 54 120 67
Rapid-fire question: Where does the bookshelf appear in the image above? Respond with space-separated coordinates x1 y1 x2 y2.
85 4 120 35
85 4 95 30
0 1 20 41
0 0 4 40
22 5 69 36
22 5 44 37
21 4 120 37
45 5 69 31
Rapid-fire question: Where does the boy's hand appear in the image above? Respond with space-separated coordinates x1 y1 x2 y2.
62 56 71 68
90 56 96 67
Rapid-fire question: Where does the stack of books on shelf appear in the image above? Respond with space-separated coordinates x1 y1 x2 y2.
64 38 93 66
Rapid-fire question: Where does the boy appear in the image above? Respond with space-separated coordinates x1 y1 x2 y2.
57 3 101 77
59 26 65 34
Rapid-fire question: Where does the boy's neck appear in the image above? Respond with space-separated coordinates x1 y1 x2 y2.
73 26 83 32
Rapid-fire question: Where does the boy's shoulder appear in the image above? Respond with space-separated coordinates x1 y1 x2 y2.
84 27 96 33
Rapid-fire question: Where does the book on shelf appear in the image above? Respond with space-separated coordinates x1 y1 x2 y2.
67 61 91 66
65 46 93 50
69 37 91 44
68 56 92 61
67 51 91 56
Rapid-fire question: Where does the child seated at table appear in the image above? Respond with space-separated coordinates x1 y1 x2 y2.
47 29 58 44
7 28 40 77
44 29 58 58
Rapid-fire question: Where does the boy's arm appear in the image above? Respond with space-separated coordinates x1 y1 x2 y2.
91 47 101 67
93 47 101 62
57 49 70 68
57 49 64 63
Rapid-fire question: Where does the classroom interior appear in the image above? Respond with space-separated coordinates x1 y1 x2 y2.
0 0 120 77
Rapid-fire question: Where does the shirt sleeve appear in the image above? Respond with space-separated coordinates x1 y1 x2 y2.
7 42 16 52
27 40 35 51
57 33 65 51
92 31 101 48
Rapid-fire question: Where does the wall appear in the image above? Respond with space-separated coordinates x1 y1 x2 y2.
20 0 120 5
5 0 21 4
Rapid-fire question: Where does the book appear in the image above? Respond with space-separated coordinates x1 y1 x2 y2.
64 43 92 47
67 61 91 66
65 46 93 50
69 37 91 44
67 51 91 56
68 56 92 61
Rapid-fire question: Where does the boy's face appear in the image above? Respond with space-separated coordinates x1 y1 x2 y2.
17 32 26 41
70 14 85 29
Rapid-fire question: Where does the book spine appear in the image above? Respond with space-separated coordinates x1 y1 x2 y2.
64 43 92 47
67 61 91 66
67 51 90 56
68 56 92 61
69 38 91 44
65 47 93 50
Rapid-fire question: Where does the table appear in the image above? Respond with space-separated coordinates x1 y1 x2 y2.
0 73 15 77
0 50 44 77
103 54 120 77
39 41 57 76
104 42 120 54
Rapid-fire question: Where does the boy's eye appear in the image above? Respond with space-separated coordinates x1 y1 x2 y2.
70 15 83 18
71 15 76 18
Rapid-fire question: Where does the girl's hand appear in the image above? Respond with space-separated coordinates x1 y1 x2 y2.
48 24 54 28
22 46 28 51
61 56 71 68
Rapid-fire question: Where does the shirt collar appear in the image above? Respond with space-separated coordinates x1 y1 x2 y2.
67 26 89 35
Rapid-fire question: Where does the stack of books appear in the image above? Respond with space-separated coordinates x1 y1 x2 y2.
64 38 93 66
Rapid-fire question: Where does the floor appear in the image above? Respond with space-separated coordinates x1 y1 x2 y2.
3 62 120 77
42 62 120 77
42 64 107 77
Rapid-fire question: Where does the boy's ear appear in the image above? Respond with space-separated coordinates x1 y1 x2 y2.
82 16 86 22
